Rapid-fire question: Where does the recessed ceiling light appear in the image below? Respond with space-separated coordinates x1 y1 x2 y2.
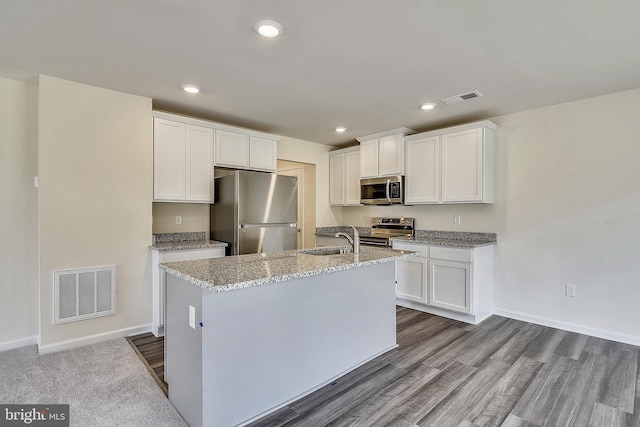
335 127 347 133
254 20 283 38
420 103 436 110
182 85 200 94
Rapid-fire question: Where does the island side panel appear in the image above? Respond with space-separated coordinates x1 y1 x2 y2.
201 262 397 427
165 273 204 427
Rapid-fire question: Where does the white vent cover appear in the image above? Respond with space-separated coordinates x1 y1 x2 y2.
441 91 483 105
53 266 116 324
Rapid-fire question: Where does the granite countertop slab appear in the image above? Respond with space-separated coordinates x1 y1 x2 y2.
150 232 228 251
315 226 372 238
160 246 417 293
317 227 496 248
150 240 228 251
392 230 497 248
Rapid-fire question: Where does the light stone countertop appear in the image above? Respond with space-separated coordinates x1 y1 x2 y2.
150 231 228 251
160 246 418 293
150 240 228 251
391 237 496 248
316 227 496 248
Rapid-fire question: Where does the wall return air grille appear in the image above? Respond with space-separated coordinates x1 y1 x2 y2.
53 265 116 324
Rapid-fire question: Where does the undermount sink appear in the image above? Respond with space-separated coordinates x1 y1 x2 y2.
300 247 352 256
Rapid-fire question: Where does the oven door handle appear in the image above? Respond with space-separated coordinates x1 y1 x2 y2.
386 179 391 204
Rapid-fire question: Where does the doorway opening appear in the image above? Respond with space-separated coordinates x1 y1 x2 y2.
277 160 316 249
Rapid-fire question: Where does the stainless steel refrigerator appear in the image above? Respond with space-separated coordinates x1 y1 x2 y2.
210 170 298 255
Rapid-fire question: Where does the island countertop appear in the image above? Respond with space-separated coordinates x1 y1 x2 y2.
160 246 417 293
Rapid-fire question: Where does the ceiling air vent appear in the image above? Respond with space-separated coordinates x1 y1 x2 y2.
441 91 483 105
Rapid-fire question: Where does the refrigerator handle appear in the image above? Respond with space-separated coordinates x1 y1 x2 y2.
238 223 297 229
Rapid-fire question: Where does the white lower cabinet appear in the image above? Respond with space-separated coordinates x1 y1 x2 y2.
396 257 428 304
393 241 493 324
429 259 471 314
151 247 225 337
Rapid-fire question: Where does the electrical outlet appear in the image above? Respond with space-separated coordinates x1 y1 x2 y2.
565 284 576 297
453 215 461 225
358 214 362 221
176 216 182 225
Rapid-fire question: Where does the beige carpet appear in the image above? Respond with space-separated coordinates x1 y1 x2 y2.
0 338 187 426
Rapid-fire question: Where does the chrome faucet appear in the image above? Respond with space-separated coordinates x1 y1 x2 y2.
335 225 360 254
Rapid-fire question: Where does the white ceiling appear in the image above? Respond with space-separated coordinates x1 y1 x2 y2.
1 1 639 146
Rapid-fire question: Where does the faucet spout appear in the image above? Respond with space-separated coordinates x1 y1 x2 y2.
335 225 360 254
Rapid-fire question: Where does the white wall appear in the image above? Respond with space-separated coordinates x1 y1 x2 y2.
278 136 340 226
0 77 39 349
152 202 210 234
38 75 153 350
343 88 640 343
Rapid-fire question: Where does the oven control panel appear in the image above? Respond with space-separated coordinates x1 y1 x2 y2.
371 217 414 227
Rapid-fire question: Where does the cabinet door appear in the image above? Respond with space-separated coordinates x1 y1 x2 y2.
153 118 186 201
441 128 483 202
359 139 379 178
429 259 471 314
396 258 428 304
185 125 214 202
249 137 277 171
215 130 249 168
329 153 345 205
345 149 361 205
405 136 440 204
378 134 403 176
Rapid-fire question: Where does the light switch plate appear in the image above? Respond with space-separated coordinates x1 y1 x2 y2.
189 305 196 329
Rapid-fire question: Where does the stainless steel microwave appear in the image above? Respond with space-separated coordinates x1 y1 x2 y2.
360 176 404 205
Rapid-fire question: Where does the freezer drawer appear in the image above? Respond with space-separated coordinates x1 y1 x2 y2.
238 224 298 254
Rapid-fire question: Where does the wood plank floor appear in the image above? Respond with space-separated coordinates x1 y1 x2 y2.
248 307 640 427
126 332 168 396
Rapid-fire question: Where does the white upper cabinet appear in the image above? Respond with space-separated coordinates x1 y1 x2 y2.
329 147 361 206
249 136 277 171
153 111 281 183
214 132 277 172
215 130 249 168
154 118 186 201
405 136 440 204
357 128 415 178
185 125 215 202
404 121 496 204
378 134 404 176
359 140 379 178
344 149 361 205
329 151 345 206
441 128 488 202
153 118 213 203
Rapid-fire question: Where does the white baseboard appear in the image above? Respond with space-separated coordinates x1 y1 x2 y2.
493 307 640 347
0 336 39 352
396 299 491 325
37 323 153 355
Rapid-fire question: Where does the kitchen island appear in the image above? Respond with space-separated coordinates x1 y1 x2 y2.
160 246 416 427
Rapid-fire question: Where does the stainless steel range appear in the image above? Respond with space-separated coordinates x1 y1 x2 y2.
359 217 415 247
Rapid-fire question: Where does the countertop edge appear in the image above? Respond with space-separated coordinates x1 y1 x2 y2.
160 250 418 293
390 238 497 248
150 240 228 251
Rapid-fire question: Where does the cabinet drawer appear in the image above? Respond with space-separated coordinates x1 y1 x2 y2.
392 242 428 257
429 246 472 262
